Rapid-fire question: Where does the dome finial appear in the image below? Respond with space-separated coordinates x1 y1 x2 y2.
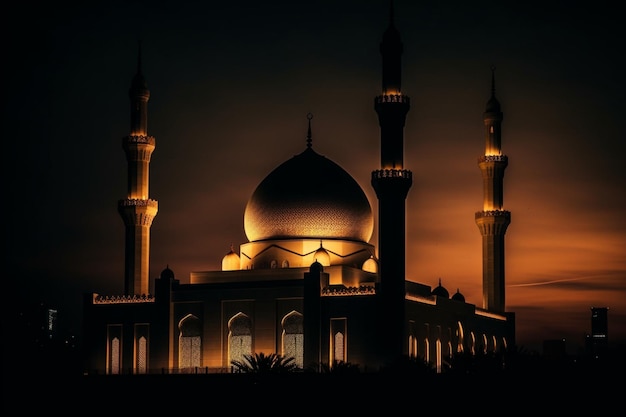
306 113 313 148
490 65 496 97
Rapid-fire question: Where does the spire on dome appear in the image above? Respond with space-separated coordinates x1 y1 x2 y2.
306 113 313 148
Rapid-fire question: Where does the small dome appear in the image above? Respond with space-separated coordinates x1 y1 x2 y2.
313 244 330 266
310 260 324 274
160 265 175 280
451 288 465 302
222 246 240 271
431 278 449 298
362 256 378 273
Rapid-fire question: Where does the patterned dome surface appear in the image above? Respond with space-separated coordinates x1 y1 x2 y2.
244 147 374 242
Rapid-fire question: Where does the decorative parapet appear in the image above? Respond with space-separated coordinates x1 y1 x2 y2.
92 293 155 304
371 169 412 180
478 155 508 163
124 135 156 146
375 94 410 105
321 285 376 296
475 210 511 220
118 198 159 209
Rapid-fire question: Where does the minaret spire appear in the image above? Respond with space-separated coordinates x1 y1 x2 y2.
137 40 142 75
118 45 159 296
475 66 510 313
371 0 412 366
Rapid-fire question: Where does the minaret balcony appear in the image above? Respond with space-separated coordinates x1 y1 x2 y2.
475 210 511 235
124 135 155 146
371 169 413 198
478 155 508 163
118 198 159 226
372 169 412 180
118 198 158 209
375 94 410 105
475 210 510 220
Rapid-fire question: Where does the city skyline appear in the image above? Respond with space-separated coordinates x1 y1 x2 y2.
6 0 625 354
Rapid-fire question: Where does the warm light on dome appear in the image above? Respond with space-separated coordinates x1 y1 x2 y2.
222 247 240 271
244 147 374 243
362 256 378 273
313 245 330 266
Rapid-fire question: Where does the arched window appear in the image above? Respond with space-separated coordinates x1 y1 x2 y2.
435 339 442 374
281 311 304 369
110 337 121 375
334 332 345 363
107 324 122 375
330 318 347 365
134 324 149 374
136 336 147 374
179 314 202 372
456 322 465 354
228 313 252 368
408 334 418 358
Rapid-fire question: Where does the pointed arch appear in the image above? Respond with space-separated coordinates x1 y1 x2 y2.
134 323 149 374
456 321 465 354
136 336 147 374
179 314 202 372
106 324 122 375
408 320 418 358
110 337 121 375
228 312 252 367
330 318 347 365
281 310 304 369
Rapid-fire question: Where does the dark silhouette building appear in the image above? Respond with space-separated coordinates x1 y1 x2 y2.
586 306 609 359
82 2 515 375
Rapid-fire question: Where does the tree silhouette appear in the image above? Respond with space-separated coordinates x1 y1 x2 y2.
231 352 299 374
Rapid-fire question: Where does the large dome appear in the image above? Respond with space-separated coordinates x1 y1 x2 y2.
244 146 374 243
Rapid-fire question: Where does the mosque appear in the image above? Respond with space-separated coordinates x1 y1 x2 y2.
82 5 515 375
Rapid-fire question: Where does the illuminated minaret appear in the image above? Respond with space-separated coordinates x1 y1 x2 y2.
475 67 510 313
118 45 158 296
371 1 412 362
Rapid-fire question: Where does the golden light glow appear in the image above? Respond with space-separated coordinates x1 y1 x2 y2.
362 256 378 273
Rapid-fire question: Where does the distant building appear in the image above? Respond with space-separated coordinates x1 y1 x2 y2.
586 307 609 359
82 3 516 375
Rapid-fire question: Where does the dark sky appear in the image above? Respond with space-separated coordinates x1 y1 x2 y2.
6 0 625 354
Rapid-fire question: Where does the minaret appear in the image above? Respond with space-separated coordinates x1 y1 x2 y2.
475 67 510 313
118 45 158 296
371 1 412 363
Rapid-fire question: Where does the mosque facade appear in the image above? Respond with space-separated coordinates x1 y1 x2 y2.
82 6 515 375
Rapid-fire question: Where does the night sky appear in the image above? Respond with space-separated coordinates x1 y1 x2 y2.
6 0 625 354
